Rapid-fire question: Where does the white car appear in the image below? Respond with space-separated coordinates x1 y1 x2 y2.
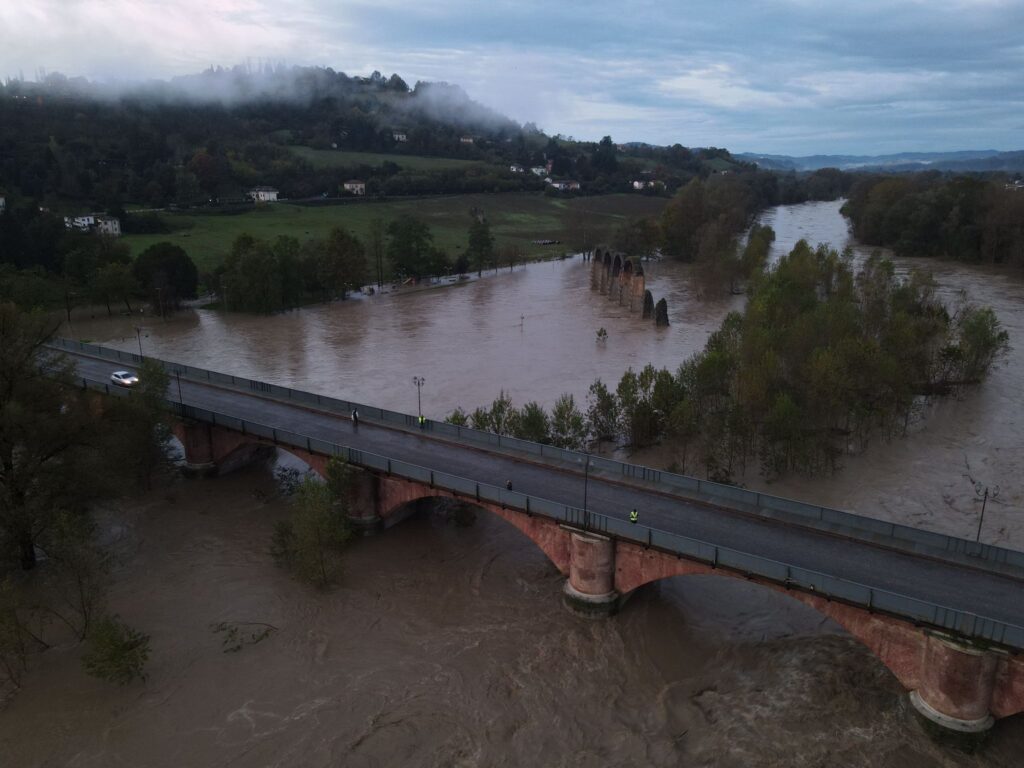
110 370 139 387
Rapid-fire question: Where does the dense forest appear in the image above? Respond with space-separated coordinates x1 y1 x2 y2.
843 174 1024 268
0 65 766 209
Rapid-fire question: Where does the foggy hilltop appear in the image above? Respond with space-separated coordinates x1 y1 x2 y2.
4 64 521 134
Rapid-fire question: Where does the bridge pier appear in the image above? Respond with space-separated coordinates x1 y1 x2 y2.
175 421 218 477
563 531 619 617
910 632 1002 741
346 470 383 534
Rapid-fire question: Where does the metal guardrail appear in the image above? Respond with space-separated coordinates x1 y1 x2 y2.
51 338 1024 577
80 372 1024 650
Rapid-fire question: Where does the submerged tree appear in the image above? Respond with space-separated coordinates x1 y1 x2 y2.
0 305 110 570
272 476 352 588
466 211 495 277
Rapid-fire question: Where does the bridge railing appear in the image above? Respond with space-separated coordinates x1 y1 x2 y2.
53 338 1024 578
78 373 1024 651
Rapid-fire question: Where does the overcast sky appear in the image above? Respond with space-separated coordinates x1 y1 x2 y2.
2 0 1022 155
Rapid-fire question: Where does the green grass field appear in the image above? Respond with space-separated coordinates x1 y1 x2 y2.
123 193 669 272
288 146 498 172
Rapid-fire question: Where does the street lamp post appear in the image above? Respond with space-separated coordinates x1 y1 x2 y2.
412 376 425 425
965 459 1001 544
974 482 1000 543
134 326 144 357
175 370 183 406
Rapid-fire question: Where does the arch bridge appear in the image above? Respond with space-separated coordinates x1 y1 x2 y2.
53 339 1024 738
591 247 646 310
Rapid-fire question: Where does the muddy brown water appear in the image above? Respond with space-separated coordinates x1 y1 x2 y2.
4 201 1021 765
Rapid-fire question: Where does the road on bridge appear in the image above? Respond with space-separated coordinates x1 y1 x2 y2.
68 350 1024 634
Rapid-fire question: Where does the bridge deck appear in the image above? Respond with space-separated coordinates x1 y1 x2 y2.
65 349 1024 643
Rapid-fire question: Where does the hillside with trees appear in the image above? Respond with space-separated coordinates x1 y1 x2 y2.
0 65 760 210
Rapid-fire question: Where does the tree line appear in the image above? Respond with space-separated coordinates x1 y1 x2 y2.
1 306 170 690
0 200 198 315
450 239 1009 482
209 211 500 313
0 196 506 315
842 174 1024 268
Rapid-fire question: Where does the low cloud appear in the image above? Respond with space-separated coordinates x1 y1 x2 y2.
1 0 1022 154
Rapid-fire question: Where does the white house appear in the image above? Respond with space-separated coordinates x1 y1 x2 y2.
63 213 121 236
530 166 547 177
343 180 366 196
0 195 5 214
393 131 408 142
632 180 664 190
509 164 525 173
248 186 279 203
96 216 121 236
65 214 96 231
460 136 474 145
548 179 580 192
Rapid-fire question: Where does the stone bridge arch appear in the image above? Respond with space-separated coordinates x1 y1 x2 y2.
167 415 1024 732
614 540 1024 725
375 477 572 575
622 258 646 309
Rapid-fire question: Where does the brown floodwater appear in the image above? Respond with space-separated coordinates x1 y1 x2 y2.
6 200 1019 764
3 468 1022 767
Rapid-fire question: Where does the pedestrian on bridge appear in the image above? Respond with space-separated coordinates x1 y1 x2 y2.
629 508 638 524
352 409 359 428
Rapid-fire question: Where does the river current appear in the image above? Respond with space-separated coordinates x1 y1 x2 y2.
4 200 1021 766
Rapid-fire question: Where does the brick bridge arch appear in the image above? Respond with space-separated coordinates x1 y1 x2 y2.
590 248 645 310
172 419 1024 732
376 479 1024 724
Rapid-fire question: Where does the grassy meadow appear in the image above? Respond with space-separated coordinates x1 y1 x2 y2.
288 146 500 172
124 193 669 272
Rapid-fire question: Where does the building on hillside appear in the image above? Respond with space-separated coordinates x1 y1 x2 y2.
96 216 122 236
343 180 366 196
632 180 665 190
460 136 474 144
0 194 5 214
1005 180 1024 192
509 164 525 173
65 214 96 231
248 186 279 203
64 213 121 236
530 166 547 176
548 179 580 192
393 131 408 142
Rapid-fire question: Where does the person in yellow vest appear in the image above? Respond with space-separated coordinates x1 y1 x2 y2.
629 508 638 524
418 414 425 428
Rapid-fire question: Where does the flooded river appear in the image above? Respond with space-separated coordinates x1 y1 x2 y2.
6 201 1021 765
68 199 1023 546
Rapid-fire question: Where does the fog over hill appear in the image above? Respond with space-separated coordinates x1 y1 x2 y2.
6 64 521 134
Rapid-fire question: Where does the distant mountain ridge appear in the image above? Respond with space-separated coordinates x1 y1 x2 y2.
738 150 1024 173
